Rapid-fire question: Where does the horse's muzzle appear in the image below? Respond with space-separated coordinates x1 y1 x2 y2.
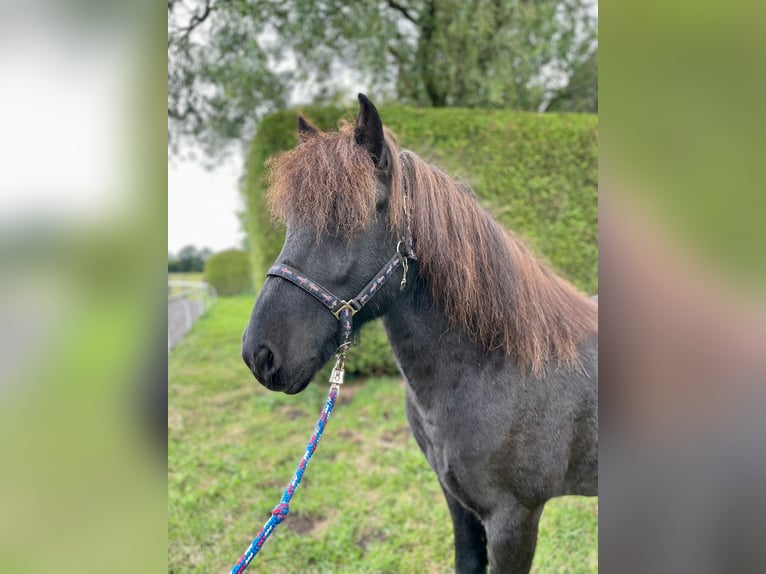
243 341 283 390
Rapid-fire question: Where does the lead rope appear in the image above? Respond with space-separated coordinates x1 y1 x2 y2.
232 171 415 569
230 348 347 574
231 257 406 571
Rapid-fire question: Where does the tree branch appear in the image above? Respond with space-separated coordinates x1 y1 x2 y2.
173 0 216 43
385 0 418 25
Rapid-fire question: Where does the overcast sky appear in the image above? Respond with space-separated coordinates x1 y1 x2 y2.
168 73 362 257
168 154 245 255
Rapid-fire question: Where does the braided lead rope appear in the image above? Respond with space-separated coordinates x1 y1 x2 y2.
240 238 412 571
231 371 344 574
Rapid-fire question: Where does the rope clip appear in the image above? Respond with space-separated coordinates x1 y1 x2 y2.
397 240 409 291
329 353 346 388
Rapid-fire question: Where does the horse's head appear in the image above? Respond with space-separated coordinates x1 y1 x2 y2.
242 94 407 394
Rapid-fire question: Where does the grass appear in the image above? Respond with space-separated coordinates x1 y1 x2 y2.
168 296 598 573
168 273 206 296
169 272 204 283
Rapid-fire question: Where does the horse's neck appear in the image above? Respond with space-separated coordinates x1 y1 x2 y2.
380 266 598 405
381 272 494 402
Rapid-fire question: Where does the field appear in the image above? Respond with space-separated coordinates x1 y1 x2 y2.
168 273 205 296
169 272 204 282
168 297 598 573
168 272 205 291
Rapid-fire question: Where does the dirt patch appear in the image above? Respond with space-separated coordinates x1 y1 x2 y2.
254 478 283 490
357 528 388 551
285 511 322 535
280 407 307 420
207 386 254 407
336 429 364 444
337 382 363 405
309 512 334 536
380 426 411 444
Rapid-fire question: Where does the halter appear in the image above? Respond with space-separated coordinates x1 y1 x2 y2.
265 173 416 384
266 239 413 383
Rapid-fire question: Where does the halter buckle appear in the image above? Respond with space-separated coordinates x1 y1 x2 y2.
331 300 359 320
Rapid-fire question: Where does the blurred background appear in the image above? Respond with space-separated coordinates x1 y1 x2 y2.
0 1 167 572
600 2 766 572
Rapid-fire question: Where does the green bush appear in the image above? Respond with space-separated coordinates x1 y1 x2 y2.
241 106 598 376
203 249 252 296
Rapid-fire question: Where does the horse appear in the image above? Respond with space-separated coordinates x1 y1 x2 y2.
242 94 598 573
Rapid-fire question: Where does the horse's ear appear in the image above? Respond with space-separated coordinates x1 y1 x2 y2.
298 115 319 142
354 93 385 165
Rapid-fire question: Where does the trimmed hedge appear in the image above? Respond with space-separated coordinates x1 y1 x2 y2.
203 249 252 296
242 106 597 376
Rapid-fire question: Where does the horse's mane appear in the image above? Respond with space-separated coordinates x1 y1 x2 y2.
267 125 597 375
400 151 597 375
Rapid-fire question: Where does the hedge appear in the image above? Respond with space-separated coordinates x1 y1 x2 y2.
241 105 598 377
203 249 252 296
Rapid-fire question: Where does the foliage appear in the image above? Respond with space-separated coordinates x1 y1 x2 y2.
168 0 597 155
242 105 598 376
203 249 252 296
169 244 212 273
168 296 598 573
546 49 598 113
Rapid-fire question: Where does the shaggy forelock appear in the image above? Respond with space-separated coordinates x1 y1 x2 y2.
266 124 381 236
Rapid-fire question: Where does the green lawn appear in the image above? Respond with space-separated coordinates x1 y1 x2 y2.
169 272 204 283
168 273 206 296
168 296 597 573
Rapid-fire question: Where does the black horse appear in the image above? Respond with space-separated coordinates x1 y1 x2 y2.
242 94 598 573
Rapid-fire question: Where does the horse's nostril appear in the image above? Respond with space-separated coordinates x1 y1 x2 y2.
255 346 272 372
250 343 280 384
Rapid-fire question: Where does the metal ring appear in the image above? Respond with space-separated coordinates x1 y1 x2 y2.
331 300 359 319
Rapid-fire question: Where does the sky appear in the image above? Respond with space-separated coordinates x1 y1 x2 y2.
167 70 362 257
168 154 245 255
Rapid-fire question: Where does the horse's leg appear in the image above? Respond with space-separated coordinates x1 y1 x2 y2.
440 484 488 574
484 499 544 574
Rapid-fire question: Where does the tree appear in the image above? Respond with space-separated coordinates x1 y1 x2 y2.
168 0 597 157
543 48 597 113
203 249 252 295
175 244 206 272
199 247 214 261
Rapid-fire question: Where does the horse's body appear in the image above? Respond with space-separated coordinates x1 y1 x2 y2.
389 296 597 572
243 95 597 573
